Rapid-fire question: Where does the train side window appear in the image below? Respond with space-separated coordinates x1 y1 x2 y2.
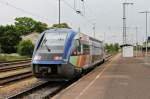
77 39 81 54
71 39 81 56
82 44 90 55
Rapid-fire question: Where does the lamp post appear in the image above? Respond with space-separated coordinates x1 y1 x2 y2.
74 0 76 9
59 0 61 25
122 2 133 44
139 11 150 63
93 23 96 38
104 32 106 44
135 27 138 57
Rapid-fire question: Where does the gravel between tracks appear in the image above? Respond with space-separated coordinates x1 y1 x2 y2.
0 67 31 78
0 77 43 99
19 82 64 99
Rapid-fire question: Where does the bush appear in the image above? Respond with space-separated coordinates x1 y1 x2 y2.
105 43 120 54
17 40 34 57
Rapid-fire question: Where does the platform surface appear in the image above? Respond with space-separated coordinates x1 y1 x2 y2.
52 54 150 99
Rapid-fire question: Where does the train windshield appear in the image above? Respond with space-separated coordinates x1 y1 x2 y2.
38 32 68 53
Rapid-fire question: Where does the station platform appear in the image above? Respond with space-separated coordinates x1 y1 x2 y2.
52 53 150 99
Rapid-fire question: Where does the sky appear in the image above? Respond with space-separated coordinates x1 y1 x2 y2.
0 0 150 45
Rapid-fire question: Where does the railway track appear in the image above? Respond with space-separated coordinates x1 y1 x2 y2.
0 70 32 85
105 54 113 61
5 54 114 99
0 59 31 72
7 81 66 99
0 59 32 85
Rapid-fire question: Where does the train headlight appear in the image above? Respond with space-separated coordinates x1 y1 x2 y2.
53 56 62 60
34 55 41 60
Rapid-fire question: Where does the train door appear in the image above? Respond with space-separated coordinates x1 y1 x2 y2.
79 40 90 67
89 40 93 64
69 39 81 67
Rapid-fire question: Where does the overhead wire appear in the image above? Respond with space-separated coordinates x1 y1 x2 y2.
0 0 50 22
62 0 95 26
0 0 96 27
86 5 97 22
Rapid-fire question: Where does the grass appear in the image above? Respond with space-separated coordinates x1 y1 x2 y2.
0 53 30 61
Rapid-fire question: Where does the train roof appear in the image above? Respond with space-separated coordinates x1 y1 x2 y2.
44 28 76 33
43 28 103 43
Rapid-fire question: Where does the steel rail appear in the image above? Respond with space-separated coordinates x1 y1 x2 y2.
0 72 32 85
6 54 114 99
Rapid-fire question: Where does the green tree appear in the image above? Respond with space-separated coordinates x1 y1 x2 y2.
17 40 34 57
51 23 71 29
15 17 48 35
0 25 21 53
114 43 119 52
0 17 48 54
0 25 5 53
105 43 120 54
35 21 48 33
0 25 5 36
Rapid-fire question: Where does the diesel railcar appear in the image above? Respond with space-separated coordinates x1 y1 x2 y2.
32 28 105 81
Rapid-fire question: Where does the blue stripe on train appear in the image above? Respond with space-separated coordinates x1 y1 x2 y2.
32 60 67 64
63 31 76 61
32 32 45 58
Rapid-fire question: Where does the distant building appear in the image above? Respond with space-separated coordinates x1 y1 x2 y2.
120 44 134 57
142 40 150 52
21 32 40 44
